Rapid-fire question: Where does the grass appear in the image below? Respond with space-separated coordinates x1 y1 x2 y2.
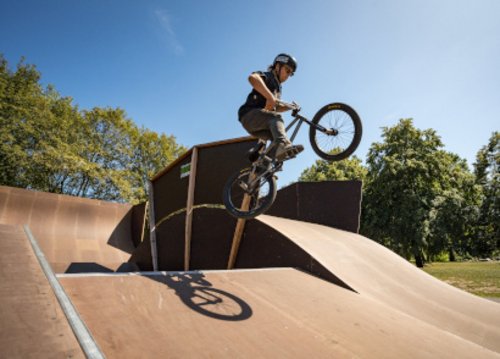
423 261 500 298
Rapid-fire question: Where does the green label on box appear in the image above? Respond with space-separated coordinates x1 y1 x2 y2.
180 163 191 178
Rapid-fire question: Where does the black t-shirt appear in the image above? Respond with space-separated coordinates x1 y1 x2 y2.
238 71 281 120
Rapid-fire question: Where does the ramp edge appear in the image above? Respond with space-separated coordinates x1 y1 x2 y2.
56 267 294 278
23 225 106 359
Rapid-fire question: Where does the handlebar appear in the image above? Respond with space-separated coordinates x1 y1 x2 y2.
275 100 301 115
276 100 299 110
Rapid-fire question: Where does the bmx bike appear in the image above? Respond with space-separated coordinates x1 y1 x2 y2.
223 101 362 219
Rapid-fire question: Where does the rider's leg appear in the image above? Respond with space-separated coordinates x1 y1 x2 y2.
240 109 303 161
268 116 289 145
268 117 304 160
241 109 282 156
240 109 279 136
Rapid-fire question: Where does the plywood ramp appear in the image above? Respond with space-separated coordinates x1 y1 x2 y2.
0 224 84 358
257 215 500 353
0 186 136 273
59 269 499 359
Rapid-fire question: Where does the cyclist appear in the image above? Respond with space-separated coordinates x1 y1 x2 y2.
238 53 304 161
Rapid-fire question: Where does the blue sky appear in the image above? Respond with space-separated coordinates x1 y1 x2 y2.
2 0 499 186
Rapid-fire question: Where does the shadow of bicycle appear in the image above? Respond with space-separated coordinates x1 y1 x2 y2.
147 272 253 321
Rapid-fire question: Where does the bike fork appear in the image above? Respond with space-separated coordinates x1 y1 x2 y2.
286 116 304 143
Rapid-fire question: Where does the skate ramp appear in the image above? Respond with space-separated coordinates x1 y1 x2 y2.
1 183 499 357
58 268 500 359
0 224 84 358
129 207 354 290
130 208 500 353
0 186 143 273
258 215 500 353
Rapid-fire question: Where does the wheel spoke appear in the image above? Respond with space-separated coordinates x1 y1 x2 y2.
309 103 362 161
315 109 356 154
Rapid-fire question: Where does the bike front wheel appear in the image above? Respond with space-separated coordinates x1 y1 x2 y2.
223 168 277 219
309 103 362 161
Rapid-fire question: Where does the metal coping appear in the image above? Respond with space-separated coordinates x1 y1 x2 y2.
56 267 293 278
23 225 106 359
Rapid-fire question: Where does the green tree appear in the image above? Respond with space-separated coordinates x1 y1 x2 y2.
0 55 50 188
130 127 185 201
298 155 367 182
361 119 446 267
0 55 185 204
427 152 481 261
473 131 499 256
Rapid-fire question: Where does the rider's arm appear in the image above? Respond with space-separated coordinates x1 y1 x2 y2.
274 104 290 113
248 73 276 111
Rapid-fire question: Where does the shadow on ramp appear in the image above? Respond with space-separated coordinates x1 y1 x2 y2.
148 272 253 321
64 262 140 274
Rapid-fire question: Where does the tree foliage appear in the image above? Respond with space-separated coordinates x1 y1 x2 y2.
473 131 499 255
298 154 367 182
360 119 448 267
427 152 481 261
298 118 498 264
0 55 185 203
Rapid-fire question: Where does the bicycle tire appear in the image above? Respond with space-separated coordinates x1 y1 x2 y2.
309 103 362 161
223 167 277 219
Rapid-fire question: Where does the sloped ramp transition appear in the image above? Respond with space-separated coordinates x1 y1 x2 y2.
131 208 500 354
0 185 144 273
257 215 500 354
129 207 354 290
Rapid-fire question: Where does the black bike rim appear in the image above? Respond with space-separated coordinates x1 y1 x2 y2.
314 109 357 156
227 171 274 217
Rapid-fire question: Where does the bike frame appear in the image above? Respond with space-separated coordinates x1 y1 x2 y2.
285 113 308 143
285 107 334 144
243 113 307 190
225 100 362 218
244 102 337 191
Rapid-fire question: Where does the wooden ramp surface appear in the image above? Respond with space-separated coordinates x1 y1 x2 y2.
0 185 135 273
1 184 499 358
59 268 499 359
257 215 500 354
0 224 84 358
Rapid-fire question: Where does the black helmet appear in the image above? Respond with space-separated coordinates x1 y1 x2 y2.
273 53 297 73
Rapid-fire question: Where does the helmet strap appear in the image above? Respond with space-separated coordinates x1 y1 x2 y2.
273 64 282 84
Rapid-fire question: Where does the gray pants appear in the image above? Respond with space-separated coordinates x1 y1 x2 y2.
240 109 289 145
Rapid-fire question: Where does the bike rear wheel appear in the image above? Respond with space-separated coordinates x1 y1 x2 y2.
223 167 277 219
309 103 362 161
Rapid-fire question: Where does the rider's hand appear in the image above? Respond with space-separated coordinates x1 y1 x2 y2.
264 96 277 111
292 101 301 112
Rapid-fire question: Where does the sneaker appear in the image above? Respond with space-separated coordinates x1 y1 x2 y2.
291 144 304 156
275 143 304 161
274 142 289 161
